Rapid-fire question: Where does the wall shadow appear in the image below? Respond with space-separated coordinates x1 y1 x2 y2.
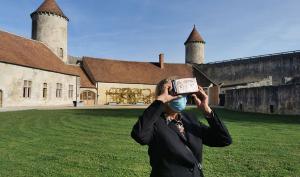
187 108 300 125
72 109 144 119
72 107 300 125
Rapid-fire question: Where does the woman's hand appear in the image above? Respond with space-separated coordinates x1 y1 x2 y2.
156 82 179 103
191 86 212 117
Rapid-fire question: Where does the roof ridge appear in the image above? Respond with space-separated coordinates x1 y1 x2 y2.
83 56 191 65
83 56 153 64
82 58 196 85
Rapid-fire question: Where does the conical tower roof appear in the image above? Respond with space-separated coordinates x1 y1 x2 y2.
31 0 68 20
184 25 205 45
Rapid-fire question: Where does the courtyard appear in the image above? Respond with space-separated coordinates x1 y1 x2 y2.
0 108 299 177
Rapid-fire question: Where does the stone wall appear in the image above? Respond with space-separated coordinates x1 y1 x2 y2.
220 76 273 94
185 42 205 64
225 84 300 115
0 63 78 107
32 13 68 63
197 51 300 86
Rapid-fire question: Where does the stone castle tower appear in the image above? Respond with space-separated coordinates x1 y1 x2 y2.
31 0 68 63
185 25 205 64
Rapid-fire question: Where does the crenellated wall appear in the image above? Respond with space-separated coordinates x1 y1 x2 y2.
197 51 300 86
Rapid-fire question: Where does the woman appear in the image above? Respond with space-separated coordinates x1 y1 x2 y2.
131 77 232 177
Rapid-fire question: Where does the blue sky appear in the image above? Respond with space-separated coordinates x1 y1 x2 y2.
1 0 300 63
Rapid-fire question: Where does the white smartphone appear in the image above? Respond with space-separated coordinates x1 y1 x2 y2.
170 78 198 95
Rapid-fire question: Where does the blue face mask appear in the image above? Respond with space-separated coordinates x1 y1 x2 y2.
168 96 187 113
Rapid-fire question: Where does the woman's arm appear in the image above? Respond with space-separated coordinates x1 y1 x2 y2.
199 111 232 147
191 86 232 147
131 81 178 145
131 100 165 145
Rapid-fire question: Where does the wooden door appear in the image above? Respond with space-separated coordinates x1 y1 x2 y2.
80 91 96 105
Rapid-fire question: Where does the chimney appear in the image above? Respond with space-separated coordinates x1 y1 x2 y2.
159 53 164 69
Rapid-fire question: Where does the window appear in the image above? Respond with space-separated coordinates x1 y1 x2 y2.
238 103 243 111
56 83 62 98
270 105 274 113
59 48 63 58
43 83 47 98
87 91 93 100
68 85 73 98
80 91 95 101
23 80 32 98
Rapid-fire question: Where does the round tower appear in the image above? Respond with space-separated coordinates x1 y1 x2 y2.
31 0 69 63
184 25 205 64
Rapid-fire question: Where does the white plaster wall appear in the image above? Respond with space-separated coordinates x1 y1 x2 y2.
32 13 68 63
0 63 78 107
185 43 205 64
96 82 156 105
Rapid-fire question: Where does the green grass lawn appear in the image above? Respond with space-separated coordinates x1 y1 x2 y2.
0 108 299 177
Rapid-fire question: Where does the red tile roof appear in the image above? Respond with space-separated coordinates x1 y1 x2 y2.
0 30 76 76
31 0 68 20
67 65 96 88
184 26 205 44
82 57 213 86
0 30 212 88
0 30 96 88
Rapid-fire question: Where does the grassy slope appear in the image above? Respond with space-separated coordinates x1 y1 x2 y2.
0 108 299 177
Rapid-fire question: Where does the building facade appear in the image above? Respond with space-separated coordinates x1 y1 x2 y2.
197 51 300 115
0 0 217 108
1 0 298 115
0 63 77 107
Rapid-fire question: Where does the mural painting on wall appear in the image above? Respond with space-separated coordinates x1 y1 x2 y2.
105 88 155 104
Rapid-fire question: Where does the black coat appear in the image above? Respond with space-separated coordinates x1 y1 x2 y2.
131 100 232 177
